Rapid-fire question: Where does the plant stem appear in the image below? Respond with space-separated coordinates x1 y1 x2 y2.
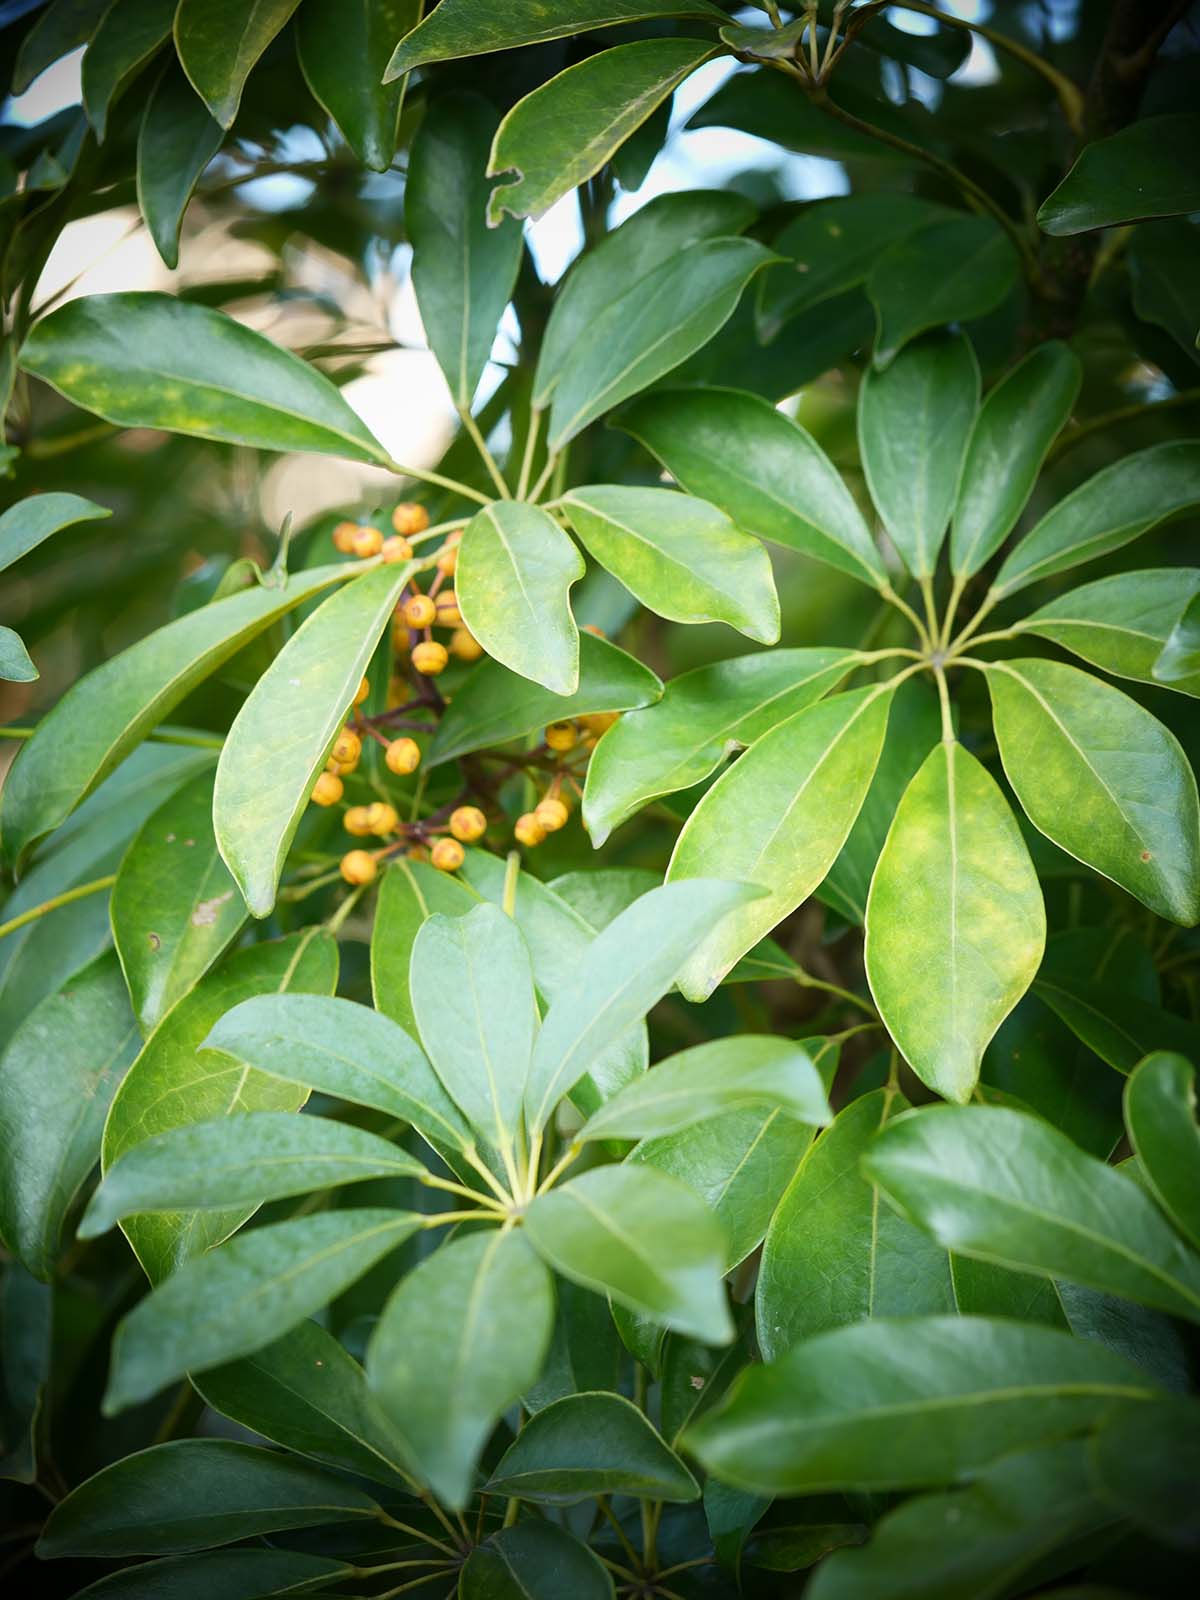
420 1175 510 1216
940 571 969 649
1047 386 1200 461
918 574 940 644
502 849 520 917
421 1208 498 1229
934 664 955 743
595 1497 643 1571
516 408 543 500
387 456 492 507
945 587 1001 656
459 409 510 499
794 968 877 1017
878 583 931 650
0 876 117 942
528 451 559 503
535 1141 583 1197
409 516 470 547
325 881 368 934
460 1144 516 1207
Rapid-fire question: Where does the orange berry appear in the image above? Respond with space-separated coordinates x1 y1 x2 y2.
385 737 421 775
578 711 619 737
403 593 437 629
392 502 430 537
434 591 462 627
514 812 546 848
437 544 458 576
545 721 577 753
340 849 377 885
382 534 413 564
450 627 483 662
449 805 487 843
311 772 343 807
406 841 430 863
333 519 360 553
351 526 384 558
582 623 607 638
365 801 400 836
412 640 448 676
343 805 374 837
354 676 370 707
331 729 362 766
535 797 569 833
431 837 465 872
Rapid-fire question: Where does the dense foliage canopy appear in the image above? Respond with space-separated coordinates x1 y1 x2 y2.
2 2 1200 1597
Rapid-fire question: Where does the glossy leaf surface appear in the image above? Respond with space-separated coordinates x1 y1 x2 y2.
80 0 173 141
1124 1052 1200 1251
459 1522 615 1600
1021 567 1200 695
867 217 1020 366
0 490 109 574
371 858 478 1037
136 63 225 270
1038 115 1200 233
487 1391 697 1503
174 0 302 128
296 0 417 171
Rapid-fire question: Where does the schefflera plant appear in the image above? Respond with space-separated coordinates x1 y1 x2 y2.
585 332 1200 1102
76 876 832 1510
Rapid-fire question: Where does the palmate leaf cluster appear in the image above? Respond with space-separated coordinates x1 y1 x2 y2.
2 2 1200 1598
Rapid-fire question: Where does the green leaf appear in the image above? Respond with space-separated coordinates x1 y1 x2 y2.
174 0 302 128
525 1278 621 1415
202 992 471 1156
367 1229 554 1508
429 631 661 767
807 1441 1112 1600
457 501 584 694
37 1438 380 1556
486 1391 698 1503
195 1319 417 1490
105 1208 420 1414
1125 1052 1200 1252
410 904 535 1151
214 563 412 917
621 387 886 586
80 0 173 141
579 1036 830 1144
460 1522 615 1600
407 92 524 409
296 0 417 171
862 1103 1200 1323
12 0 111 96
583 647 859 847
867 216 1021 367
20 293 390 463
1032 967 1200 1074
1088 1397 1200 1550
136 63 225 269
563 485 778 642
0 627 36 682
487 39 715 225
1130 220 1200 363
81 1111 427 1238
524 879 757 1132
535 189 754 408
865 741 1045 1103
858 332 978 578
685 1315 1158 1495
757 1090 954 1362
1038 115 1200 234
102 928 337 1283
525 1164 732 1344
548 239 776 449
993 441 1200 597
0 1265 51 1483
64 1550 350 1600
0 952 139 1280
371 858 478 1036
1021 568 1200 696
111 767 246 1033
667 685 894 1000
0 490 110 573
386 0 725 76
985 658 1200 925
1156 590 1200 691
951 340 1081 577
0 563 347 864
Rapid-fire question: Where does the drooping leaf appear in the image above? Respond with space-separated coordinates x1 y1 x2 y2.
386 0 725 77
0 1265 51 1483
992 441 1200 597
1130 219 1200 364
1124 1052 1200 1252
102 928 337 1283
1156 589 1200 691
486 1392 698 1503
525 1164 732 1344
296 0 417 171
667 685 894 1000
867 216 1021 367
0 490 110 573
1020 568 1200 696
136 63 225 269
865 741 1045 1103
986 658 1200 925
406 92 524 409
757 1089 954 1362
0 627 35 682
524 879 756 1132
685 1315 1158 1495
548 239 777 449
862 1103 1200 1323
459 1522 615 1600
12 0 111 96
19 293 391 463
457 501 584 695
367 1229 554 1508
562 485 779 643
105 1209 420 1414
1038 115 1200 234
620 386 887 587
37 1438 380 1556
80 0 174 141
857 332 979 577
201 992 471 1157
0 953 139 1280
1088 1397 1200 1551
410 904 535 1151
214 562 413 917
62 1550 350 1600
0 563 347 864
578 1036 830 1144
174 0 303 128
429 632 661 767
487 39 715 225
951 340 1081 576
111 767 245 1033
583 647 859 847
